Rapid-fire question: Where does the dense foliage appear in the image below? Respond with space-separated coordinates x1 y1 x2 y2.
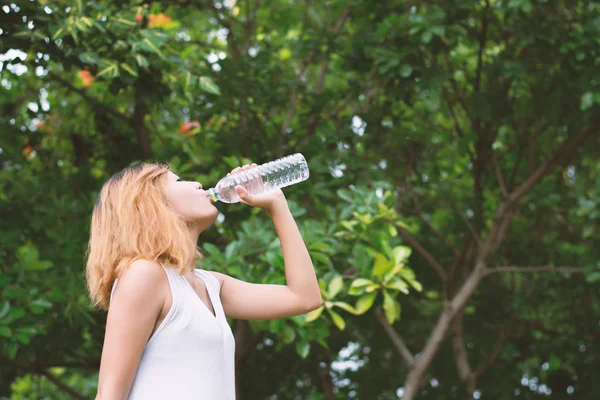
1 0 599 399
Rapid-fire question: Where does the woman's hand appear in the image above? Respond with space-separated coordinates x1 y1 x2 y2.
230 163 288 214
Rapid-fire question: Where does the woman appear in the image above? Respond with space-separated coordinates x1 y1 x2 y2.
86 162 322 400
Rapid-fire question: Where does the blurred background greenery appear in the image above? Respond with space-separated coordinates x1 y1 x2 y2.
1 0 600 399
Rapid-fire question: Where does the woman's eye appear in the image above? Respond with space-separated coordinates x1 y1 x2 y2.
176 179 183 182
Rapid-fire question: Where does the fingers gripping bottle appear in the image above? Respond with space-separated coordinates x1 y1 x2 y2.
206 153 310 204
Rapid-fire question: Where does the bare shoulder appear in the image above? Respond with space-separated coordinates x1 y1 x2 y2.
99 259 168 399
112 260 167 307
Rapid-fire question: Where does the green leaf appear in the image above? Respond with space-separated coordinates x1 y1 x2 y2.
373 253 394 277
183 71 196 91
268 318 283 333
225 242 238 261
296 341 310 359
309 242 330 252
0 326 11 338
203 243 221 258
80 17 94 28
328 275 343 299
383 290 401 324
327 308 346 330
331 301 356 314
135 54 150 69
355 293 377 315
15 332 30 344
421 31 433 43
199 76 221 95
365 283 381 293
26 261 54 271
397 267 422 291
392 246 412 265
386 278 410 294
318 279 328 296
78 52 99 65
8 342 17 358
51 27 65 41
586 271 600 283
337 189 354 202
281 324 296 344
581 92 595 111
0 302 10 320
341 221 358 233
140 29 169 45
348 285 365 296
410 280 423 292
140 38 163 56
349 278 374 295
311 252 331 268
11 308 26 320
111 16 138 27
30 299 52 313
265 251 284 270
289 314 306 327
96 60 120 79
400 64 413 77
120 62 138 77
305 305 324 322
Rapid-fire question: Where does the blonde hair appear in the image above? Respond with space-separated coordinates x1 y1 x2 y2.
85 162 202 310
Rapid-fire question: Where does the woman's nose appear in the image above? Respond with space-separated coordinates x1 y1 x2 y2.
194 182 202 190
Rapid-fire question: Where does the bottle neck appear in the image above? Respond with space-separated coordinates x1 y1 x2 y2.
207 188 219 203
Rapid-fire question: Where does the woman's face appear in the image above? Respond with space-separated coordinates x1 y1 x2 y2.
164 171 218 228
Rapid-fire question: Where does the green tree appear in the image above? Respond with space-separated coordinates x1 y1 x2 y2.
1 0 599 399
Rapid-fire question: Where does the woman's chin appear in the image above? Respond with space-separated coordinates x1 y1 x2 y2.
198 209 219 226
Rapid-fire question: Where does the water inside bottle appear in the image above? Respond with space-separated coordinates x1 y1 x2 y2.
207 153 309 203
216 173 268 203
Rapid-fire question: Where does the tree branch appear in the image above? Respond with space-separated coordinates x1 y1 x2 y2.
474 0 490 93
374 307 415 369
474 326 509 378
298 2 351 149
48 72 131 124
4 358 88 400
132 78 151 158
177 38 226 51
395 223 447 281
316 349 336 400
451 311 476 394
205 0 242 58
403 122 597 398
484 266 586 276
508 121 599 206
411 194 459 256
441 199 481 244
492 150 508 197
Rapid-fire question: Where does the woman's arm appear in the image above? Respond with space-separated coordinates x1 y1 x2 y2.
95 260 167 400
212 201 322 320
210 163 322 320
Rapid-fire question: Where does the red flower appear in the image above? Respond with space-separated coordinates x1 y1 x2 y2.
148 13 173 29
178 120 201 135
79 70 94 87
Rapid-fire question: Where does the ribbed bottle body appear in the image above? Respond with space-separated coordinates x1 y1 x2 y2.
207 153 309 203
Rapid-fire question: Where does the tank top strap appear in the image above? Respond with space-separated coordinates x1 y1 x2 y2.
110 278 118 304
159 264 187 304
195 269 221 294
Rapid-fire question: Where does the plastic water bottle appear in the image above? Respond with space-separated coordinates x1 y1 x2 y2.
206 153 310 203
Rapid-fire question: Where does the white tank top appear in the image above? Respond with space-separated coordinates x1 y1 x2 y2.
110 265 236 400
